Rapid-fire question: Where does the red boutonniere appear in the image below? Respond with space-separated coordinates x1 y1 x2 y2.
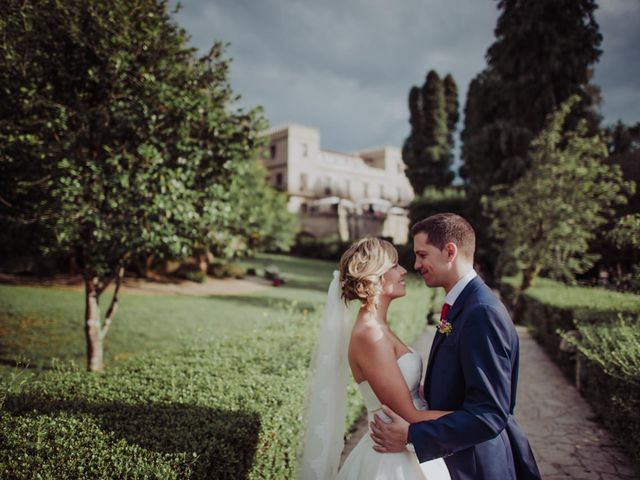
438 318 453 336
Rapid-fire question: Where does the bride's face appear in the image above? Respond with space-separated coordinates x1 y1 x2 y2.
381 263 407 300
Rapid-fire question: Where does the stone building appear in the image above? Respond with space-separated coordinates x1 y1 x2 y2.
260 124 414 244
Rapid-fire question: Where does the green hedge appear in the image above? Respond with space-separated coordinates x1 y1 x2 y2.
173 263 207 283
290 234 352 262
408 187 468 227
499 277 640 472
1 256 431 478
568 315 640 470
1 302 314 479
208 262 246 279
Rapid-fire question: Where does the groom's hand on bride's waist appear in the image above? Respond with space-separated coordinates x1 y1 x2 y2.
370 405 410 453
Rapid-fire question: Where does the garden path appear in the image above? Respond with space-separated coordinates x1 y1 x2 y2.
340 326 637 479
0 273 271 296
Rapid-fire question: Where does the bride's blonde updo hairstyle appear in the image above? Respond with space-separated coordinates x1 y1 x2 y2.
339 237 398 310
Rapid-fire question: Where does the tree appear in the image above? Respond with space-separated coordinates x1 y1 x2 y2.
588 122 640 289
487 0 602 140
402 70 455 194
0 0 293 371
486 97 632 319
607 121 640 155
460 0 603 279
458 69 517 281
443 74 459 162
608 214 640 252
460 69 529 195
208 159 298 259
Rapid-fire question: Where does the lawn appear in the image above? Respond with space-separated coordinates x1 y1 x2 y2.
0 254 435 479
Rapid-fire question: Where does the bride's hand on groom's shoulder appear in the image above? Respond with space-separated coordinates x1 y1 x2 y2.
370 405 409 453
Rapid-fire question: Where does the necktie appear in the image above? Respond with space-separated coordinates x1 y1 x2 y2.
440 303 451 323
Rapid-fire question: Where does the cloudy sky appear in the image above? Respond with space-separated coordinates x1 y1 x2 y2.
170 0 640 157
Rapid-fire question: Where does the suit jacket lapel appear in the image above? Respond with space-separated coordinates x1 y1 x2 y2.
423 276 484 402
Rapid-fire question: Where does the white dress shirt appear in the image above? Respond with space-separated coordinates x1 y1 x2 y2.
444 269 478 307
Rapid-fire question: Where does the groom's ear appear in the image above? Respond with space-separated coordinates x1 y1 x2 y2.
444 242 457 261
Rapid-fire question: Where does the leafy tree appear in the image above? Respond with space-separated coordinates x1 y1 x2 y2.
0 0 293 371
209 159 298 259
402 70 455 194
606 213 640 293
608 214 640 252
460 0 603 279
485 97 632 319
584 122 640 289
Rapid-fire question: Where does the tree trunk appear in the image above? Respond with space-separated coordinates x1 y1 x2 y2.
144 254 155 278
512 265 540 324
196 250 209 273
84 276 103 372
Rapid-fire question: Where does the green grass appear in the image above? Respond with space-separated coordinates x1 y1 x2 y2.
502 275 640 312
239 253 337 302
0 284 300 373
0 253 435 479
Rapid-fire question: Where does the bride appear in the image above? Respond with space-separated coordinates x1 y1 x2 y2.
299 237 451 479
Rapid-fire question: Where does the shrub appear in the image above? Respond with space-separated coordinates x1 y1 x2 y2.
564 314 640 474
499 276 640 472
264 265 281 281
291 234 351 261
208 262 245 279
173 264 207 283
0 299 318 479
408 187 468 228
395 243 416 271
0 256 431 478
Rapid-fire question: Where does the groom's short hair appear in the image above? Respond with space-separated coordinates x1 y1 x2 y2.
411 213 476 259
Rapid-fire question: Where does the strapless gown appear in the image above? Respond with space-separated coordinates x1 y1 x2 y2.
336 350 451 480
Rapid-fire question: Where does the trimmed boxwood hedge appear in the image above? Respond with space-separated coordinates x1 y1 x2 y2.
499 277 640 473
1 260 430 478
1 305 314 479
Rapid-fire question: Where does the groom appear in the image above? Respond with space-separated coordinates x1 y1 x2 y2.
371 213 541 480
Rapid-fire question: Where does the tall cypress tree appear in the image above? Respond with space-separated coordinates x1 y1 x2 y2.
403 70 455 194
463 0 602 192
460 0 603 278
443 74 459 159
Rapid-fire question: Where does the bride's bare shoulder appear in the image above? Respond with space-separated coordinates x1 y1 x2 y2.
350 312 389 353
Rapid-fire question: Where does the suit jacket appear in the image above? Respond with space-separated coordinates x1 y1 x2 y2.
408 276 541 480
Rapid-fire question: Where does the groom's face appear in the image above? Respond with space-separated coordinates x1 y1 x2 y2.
413 232 450 287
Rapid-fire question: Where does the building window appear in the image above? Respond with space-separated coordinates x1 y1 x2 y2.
397 187 402 203
364 183 369 197
301 143 308 157
300 173 308 191
270 144 276 159
276 172 283 188
379 185 384 198
345 180 351 197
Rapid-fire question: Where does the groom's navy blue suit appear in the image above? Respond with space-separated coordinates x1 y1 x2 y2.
409 276 541 480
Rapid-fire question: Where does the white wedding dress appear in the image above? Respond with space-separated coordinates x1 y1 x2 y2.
336 349 451 480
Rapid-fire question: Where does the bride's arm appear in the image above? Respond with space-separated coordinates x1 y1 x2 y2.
351 327 452 424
